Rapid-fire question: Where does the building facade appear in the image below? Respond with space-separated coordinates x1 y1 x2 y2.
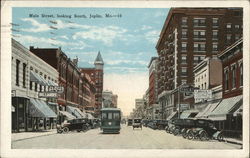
79 51 104 117
155 8 243 119
12 39 58 132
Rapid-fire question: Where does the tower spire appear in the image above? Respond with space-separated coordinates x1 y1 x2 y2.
94 51 104 69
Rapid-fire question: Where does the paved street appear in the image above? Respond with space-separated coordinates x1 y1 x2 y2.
12 125 241 149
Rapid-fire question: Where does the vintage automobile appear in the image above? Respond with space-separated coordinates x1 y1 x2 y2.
127 119 133 126
154 119 169 130
132 118 142 130
57 118 89 133
184 119 224 141
141 119 150 127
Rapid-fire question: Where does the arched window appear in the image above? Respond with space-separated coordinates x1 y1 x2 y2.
232 65 236 88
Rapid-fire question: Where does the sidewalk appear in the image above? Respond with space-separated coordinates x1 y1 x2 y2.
224 137 243 146
12 129 57 142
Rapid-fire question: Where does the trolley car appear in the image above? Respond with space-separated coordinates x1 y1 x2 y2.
100 108 121 134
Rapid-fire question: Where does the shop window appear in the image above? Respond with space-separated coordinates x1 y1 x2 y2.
16 59 20 86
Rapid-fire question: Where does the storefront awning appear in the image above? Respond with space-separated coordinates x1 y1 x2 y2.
208 95 242 121
30 71 47 86
29 98 47 118
166 111 177 120
59 111 76 120
195 101 220 118
36 99 57 118
86 113 95 119
48 80 58 86
66 106 87 118
233 105 243 116
180 110 199 119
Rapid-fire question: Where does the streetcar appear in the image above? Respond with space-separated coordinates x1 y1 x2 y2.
100 108 121 134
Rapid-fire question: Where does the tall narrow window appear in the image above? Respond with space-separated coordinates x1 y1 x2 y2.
16 59 20 86
232 66 236 88
22 63 26 88
212 18 219 26
30 81 32 90
225 70 229 90
240 64 243 86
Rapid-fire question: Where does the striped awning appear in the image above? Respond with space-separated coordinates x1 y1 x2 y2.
29 98 57 118
195 101 220 118
66 106 87 118
209 95 242 120
30 71 48 86
59 111 76 120
180 110 199 119
166 111 177 120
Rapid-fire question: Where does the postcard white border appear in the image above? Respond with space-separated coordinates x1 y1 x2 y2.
1 1 249 158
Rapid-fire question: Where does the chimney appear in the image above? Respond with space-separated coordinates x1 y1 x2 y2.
30 46 34 50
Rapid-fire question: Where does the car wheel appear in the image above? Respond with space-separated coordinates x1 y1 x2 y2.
217 133 224 142
187 130 194 140
199 130 208 141
82 125 87 132
63 127 69 133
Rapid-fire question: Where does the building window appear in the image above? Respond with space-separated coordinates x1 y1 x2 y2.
204 82 207 89
226 34 232 43
224 70 229 90
30 81 32 90
194 43 206 52
182 17 188 26
212 43 218 51
16 59 20 86
212 30 218 40
235 25 240 29
240 63 243 86
181 67 187 76
22 63 26 88
35 83 38 92
181 56 187 64
226 23 232 29
182 29 187 38
235 34 241 40
232 65 236 88
194 56 205 64
212 18 219 26
193 30 206 39
193 18 206 27
181 42 187 51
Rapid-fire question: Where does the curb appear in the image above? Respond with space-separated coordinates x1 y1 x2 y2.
224 139 243 146
12 132 57 142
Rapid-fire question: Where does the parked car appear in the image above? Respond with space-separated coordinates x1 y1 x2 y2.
142 119 150 127
147 120 158 130
127 119 133 126
132 118 142 130
155 119 168 130
57 118 89 133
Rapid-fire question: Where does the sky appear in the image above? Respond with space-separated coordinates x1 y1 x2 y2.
12 7 170 116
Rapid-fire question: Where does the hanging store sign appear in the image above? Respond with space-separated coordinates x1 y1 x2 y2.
47 86 64 93
38 92 57 98
194 90 212 99
179 104 190 112
179 85 199 93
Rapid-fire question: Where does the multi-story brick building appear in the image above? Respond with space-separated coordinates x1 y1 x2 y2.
79 51 104 117
155 8 243 119
29 47 87 120
208 38 243 136
147 57 159 118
